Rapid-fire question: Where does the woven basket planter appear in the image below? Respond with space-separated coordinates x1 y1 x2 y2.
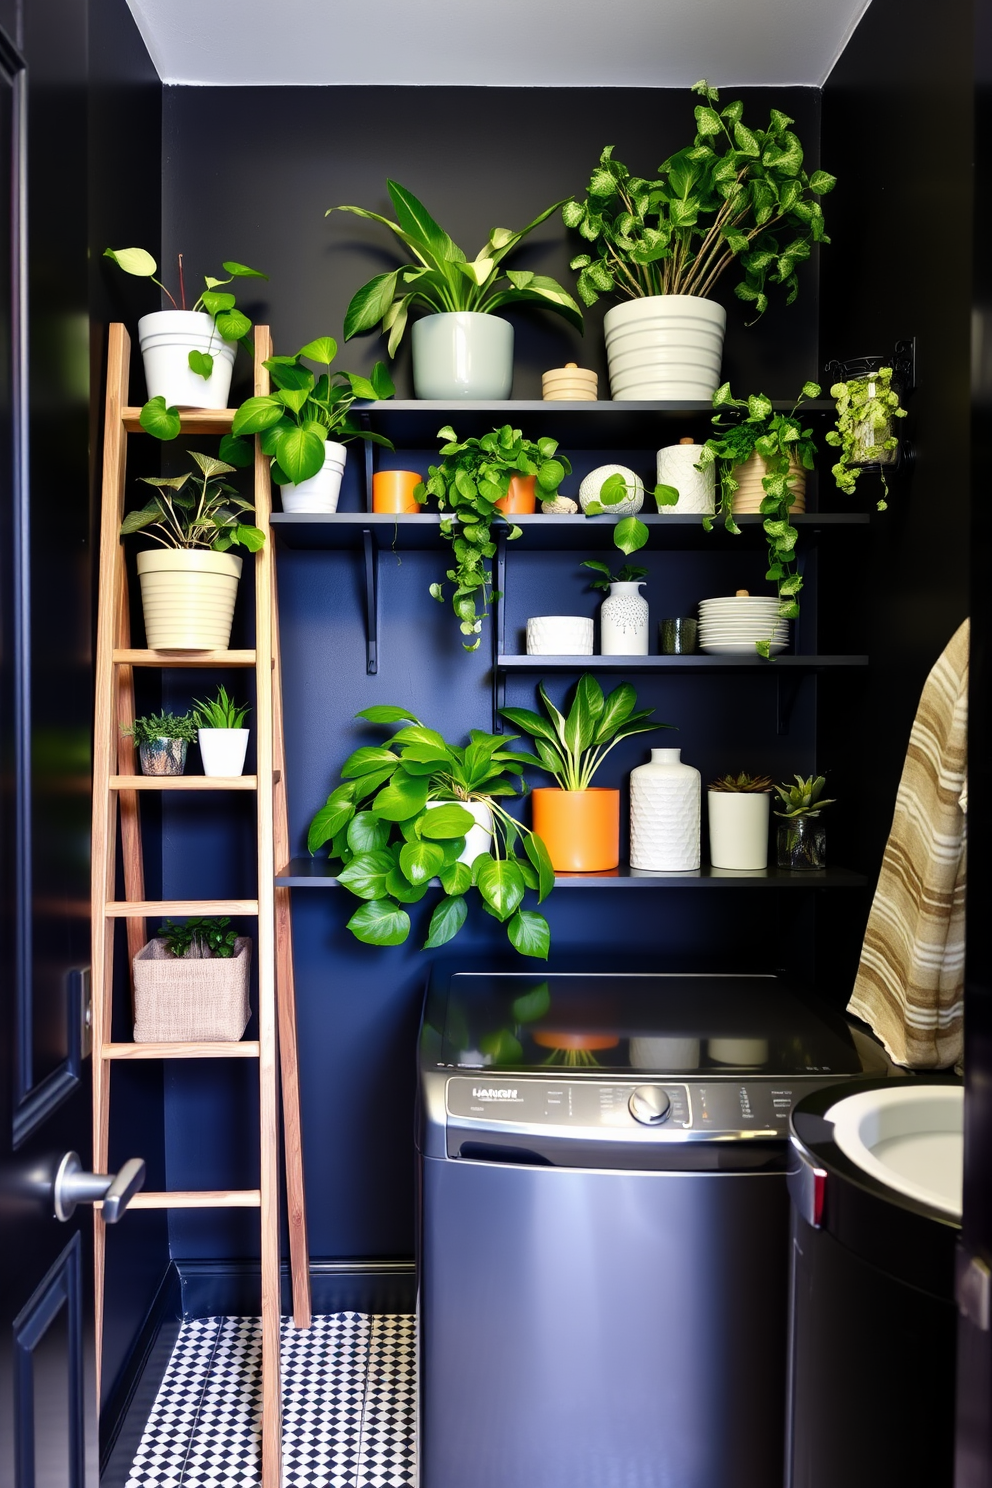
133 936 252 1042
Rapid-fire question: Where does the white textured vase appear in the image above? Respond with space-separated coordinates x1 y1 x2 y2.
279 441 347 514
425 799 494 865
707 791 771 870
578 463 644 515
656 440 716 515
603 295 726 401
526 615 594 656
137 310 237 409
411 312 513 399
600 581 648 655
629 748 701 871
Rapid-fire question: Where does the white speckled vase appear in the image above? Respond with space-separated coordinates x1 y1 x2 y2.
600 581 648 655
629 747 701 871
656 441 716 515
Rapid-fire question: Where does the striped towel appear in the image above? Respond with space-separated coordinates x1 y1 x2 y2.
848 619 969 1068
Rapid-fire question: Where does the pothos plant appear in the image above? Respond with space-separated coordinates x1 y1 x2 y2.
580 472 676 558
307 705 555 958
418 425 571 650
825 366 907 509
581 559 648 591
696 381 820 656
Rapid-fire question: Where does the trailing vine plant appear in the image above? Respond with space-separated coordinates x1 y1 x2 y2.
825 367 907 510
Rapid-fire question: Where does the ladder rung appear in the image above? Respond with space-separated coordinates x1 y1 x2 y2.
121 1190 261 1210
109 775 259 791
105 898 259 917
103 1041 261 1060
122 408 236 435
113 648 257 668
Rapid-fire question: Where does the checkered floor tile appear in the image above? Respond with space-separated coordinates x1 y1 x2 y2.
124 1313 417 1487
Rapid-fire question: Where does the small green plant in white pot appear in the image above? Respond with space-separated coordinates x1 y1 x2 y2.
707 771 773 870
193 686 251 777
122 710 197 776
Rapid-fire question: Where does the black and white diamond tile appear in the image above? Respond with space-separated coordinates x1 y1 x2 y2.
125 1313 417 1488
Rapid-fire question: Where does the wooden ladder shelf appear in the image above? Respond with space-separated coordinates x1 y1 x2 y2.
91 324 309 1486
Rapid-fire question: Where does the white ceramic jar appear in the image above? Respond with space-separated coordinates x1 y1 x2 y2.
279 441 348 513
600 581 648 655
707 790 771 870
629 747 701 871
526 616 594 656
656 438 716 515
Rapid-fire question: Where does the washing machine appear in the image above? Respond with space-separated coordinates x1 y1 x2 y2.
416 966 899 1488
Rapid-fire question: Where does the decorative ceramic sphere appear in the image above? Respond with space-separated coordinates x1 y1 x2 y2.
578 463 644 515
541 496 579 515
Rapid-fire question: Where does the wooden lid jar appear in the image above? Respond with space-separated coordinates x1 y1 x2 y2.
542 362 598 401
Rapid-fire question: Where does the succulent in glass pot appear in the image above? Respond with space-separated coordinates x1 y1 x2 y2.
773 774 835 870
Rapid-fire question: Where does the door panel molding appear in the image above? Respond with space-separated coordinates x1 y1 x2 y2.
13 1231 85 1488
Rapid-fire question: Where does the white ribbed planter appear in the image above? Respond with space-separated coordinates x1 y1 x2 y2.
198 728 250 777
136 549 242 650
603 295 726 401
629 747 701 871
707 790 771 870
412 312 513 400
731 452 807 515
426 799 494 865
137 310 237 409
279 441 347 514
600 581 648 656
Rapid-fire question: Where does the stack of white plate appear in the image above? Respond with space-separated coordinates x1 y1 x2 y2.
697 595 789 655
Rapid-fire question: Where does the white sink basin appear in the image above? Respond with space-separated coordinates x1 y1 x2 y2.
825 1084 963 1217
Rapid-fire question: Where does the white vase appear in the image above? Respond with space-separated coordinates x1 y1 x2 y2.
411 312 513 400
135 549 242 650
526 616 594 656
707 790 771 870
603 294 726 401
198 728 250 777
137 310 237 409
629 747 701 871
600 581 648 655
656 440 716 515
279 441 348 513
425 799 494 865
578 463 644 514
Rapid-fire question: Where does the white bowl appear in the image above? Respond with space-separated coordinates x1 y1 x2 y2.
700 640 787 655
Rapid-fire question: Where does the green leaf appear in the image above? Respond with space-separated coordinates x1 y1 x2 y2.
298 336 337 364
420 803 475 839
593 682 638 744
357 704 422 725
347 898 410 946
273 426 327 485
423 895 469 950
387 179 460 269
341 746 400 778
218 433 254 468
384 867 430 903
104 246 157 276
809 170 836 195
343 272 401 338
215 308 252 342
654 483 679 507
476 858 525 922
439 860 472 896
614 515 648 555
373 771 430 821
138 396 181 441
564 673 604 756
507 910 550 959
232 395 285 436
479 1028 524 1063
398 839 445 884
338 849 396 899
523 832 556 902
188 348 214 379
222 261 268 279
346 812 391 853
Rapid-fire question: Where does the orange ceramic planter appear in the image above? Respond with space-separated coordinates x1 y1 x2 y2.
372 469 423 513
531 787 620 872
532 1030 620 1051
495 474 537 515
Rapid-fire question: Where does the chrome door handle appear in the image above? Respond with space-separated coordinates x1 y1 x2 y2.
53 1152 146 1223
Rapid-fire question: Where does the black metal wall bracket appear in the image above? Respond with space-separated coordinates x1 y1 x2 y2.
492 531 508 732
362 529 378 675
776 671 804 735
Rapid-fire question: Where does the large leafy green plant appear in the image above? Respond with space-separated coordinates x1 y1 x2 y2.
327 180 583 354
222 336 395 486
502 675 669 791
307 705 555 958
121 451 264 552
420 425 571 650
564 81 835 315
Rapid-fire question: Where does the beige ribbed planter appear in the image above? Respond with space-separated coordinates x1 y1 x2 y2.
603 294 726 400
731 452 807 515
136 549 242 650
133 936 251 1042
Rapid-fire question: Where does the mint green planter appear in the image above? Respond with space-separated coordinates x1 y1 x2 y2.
411 312 513 400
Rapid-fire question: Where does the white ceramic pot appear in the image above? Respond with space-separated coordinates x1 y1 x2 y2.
425 799 494 865
411 312 513 400
198 728 250 777
136 549 242 650
542 364 598 401
603 294 726 401
656 440 716 515
578 463 644 515
600 581 648 655
526 616 594 656
279 441 347 513
629 747 701 872
707 790 771 870
137 310 237 409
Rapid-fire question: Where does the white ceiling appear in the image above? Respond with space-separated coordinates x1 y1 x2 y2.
124 0 872 89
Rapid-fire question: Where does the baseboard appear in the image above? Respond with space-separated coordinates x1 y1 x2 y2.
100 1262 182 1482
175 1257 417 1319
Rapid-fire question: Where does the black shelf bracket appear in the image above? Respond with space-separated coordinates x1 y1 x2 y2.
492 530 508 732
362 528 378 675
776 671 804 735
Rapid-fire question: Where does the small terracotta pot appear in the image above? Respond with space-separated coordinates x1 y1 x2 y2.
372 469 423 514
495 475 537 515
531 787 620 872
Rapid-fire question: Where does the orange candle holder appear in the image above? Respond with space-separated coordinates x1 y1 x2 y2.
372 469 424 514
531 787 620 872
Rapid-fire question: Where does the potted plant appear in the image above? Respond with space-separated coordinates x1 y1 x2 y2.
120 451 264 650
307 704 555 957
222 335 396 513
418 424 571 650
774 773 835 870
327 179 583 398
564 81 835 399
501 675 669 872
581 559 650 655
696 381 820 655
193 686 251 777
103 247 268 435
707 771 774 870
121 710 197 776
825 361 908 509
132 915 251 1042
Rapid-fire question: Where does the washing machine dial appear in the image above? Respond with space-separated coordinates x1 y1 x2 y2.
628 1085 672 1125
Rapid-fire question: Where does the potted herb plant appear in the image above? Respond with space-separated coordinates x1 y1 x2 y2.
564 81 835 399
121 710 197 776
222 335 395 513
774 773 835 871
824 360 908 509
133 915 251 1042
501 675 669 871
193 686 251 777
418 424 571 650
581 559 650 655
120 451 264 651
103 247 268 435
327 180 583 399
707 771 774 870
307 704 555 958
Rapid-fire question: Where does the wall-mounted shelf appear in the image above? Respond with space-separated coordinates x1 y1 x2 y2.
496 654 868 672
276 858 867 890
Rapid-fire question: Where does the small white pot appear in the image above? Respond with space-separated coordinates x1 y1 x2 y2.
603 294 726 401
600 581 648 656
526 616 594 656
136 549 243 651
279 441 348 514
137 310 237 409
426 799 494 866
707 790 771 870
198 728 250 777
411 312 513 400
656 440 715 515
